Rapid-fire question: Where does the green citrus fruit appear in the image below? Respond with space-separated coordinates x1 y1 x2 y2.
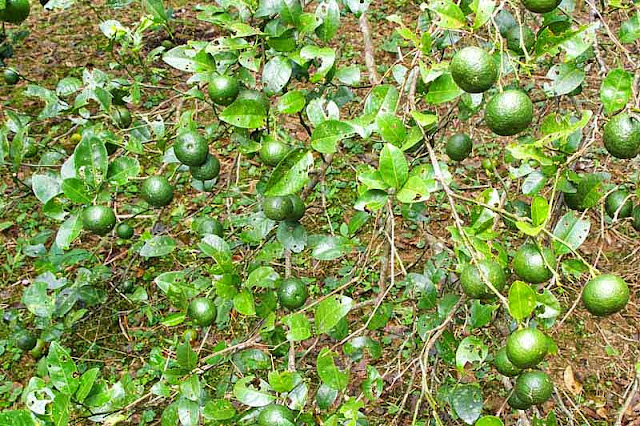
505 26 535 56
286 194 305 221
141 176 174 208
263 196 294 221
445 133 473 161
514 370 553 405
512 244 556 284
259 138 290 166
116 223 134 239
190 153 220 181
522 0 561 13
237 89 270 111
582 274 629 316
193 217 223 237
603 113 640 159
481 158 496 171
460 259 507 299
187 297 217 327
0 0 30 24
508 392 531 410
485 90 534 136
277 277 309 310
633 205 640 231
70 133 82 144
506 327 548 369
495 346 523 377
174 131 209 167
564 173 605 211
14 329 37 351
3 68 19 85
112 105 132 129
82 205 116 236
208 75 240 106
258 404 295 426
450 46 498 93
605 190 633 219
495 9 517 37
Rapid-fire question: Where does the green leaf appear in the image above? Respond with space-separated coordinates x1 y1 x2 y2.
300 45 336 83
263 56 292 94
32 174 62 204
425 72 464 104
531 195 549 227
450 384 483 424
470 0 495 29
233 290 256 315
315 0 340 42
55 214 83 250
619 12 640 43
376 113 406 145
277 221 307 253
264 149 314 196
233 376 275 407
476 416 504 426
427 0 466 29
163 46 216 73
283 312 311 341
317 348 349 390
268 371 300 393
73 136 108 188
202 399 236 421
76 368 99 403
410 111 438 130
309 235 354 260
455 336 488 371
198 234 233 272
24 85 69 119
522 171 547 196
140 236 176 258
61 178 92 204
600 68 633 115
469 300 498 329
311 120 355 153
245 266 280 289
364 85 398 117
315 295 353 334
549 63 585 96
552 212 590 256
107 156 140 186
354 189 388 211
0 410 36 425
143 0 168 23
335 65 361 86
177 341 197 370
47 342 79 395
379 143 409 189
22 281 55 318
278 90 306 114
220 99 267 129
508 281 537 322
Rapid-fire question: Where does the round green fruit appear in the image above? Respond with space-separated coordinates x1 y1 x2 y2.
450 46 497 93
258 404 295 426
505 26 535 56
286 194 305 221
259 138 290 166
187 297 217 327
208 75 240 106
508 392 531 410
3 68 19 85
141 176 174 208
582 274 629 316
512 244 556 284
174 131 209 167
485 90 534 136
495 346 523 377
82 205 116 236
116 223 134 239
112 106 132 129
633 205 640 231
605 190 633 219
263 196 294 221
193 217 223 237
603 113 640 159
460 259 507 299
0 0 30 24
514 370 553 405
190 153 220 181
445 133 473 161
481 158 496 171
506 327 548 369
522 0 561 13
14 330 37 351
277 277 309 310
